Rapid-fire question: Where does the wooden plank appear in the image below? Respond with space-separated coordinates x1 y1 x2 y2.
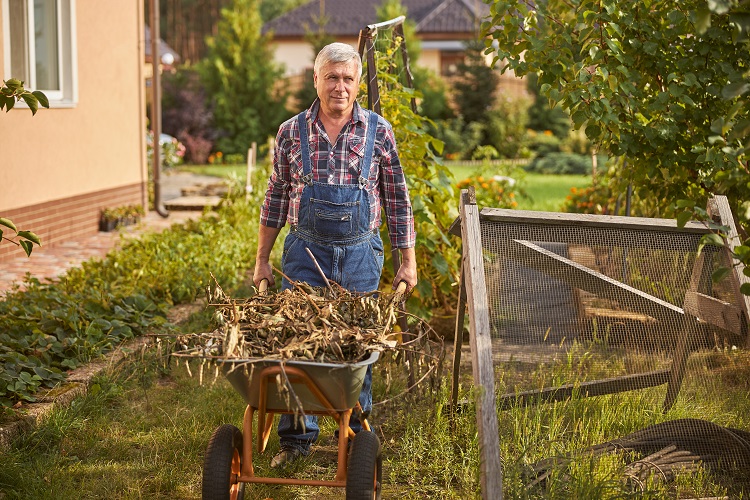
708 196 750 345
683 291 746 336
460 188 504 500
480 208 711 234
498 370 671 409
663 315 695 411
509 239 685 324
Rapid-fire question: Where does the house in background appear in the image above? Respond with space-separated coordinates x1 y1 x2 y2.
0 1 148 263
262 0 527 98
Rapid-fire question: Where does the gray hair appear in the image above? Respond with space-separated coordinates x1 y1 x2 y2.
314 42 362 77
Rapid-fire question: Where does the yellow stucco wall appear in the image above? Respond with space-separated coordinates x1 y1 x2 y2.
0 1 146 212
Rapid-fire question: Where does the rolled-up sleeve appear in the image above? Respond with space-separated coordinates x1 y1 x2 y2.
260 130 291 228
378 126 416 249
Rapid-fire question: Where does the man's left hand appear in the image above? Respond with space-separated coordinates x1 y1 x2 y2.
393 247 417 293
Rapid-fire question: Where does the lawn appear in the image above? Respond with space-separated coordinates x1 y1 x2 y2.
178 162 593 213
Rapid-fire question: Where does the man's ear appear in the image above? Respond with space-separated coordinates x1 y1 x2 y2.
313 72 318 86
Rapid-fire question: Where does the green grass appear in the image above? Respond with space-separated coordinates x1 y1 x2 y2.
178 161 592 213
3 343 748 499
445 161 591 212
177 163 249 181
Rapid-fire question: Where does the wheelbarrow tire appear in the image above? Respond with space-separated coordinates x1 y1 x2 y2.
202 424 246 500
346 431 382 500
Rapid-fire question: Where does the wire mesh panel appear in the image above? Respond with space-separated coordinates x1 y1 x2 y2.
456 198 750 498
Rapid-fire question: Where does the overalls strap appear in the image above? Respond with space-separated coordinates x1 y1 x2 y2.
296 109 380 188
359 110 379 189
297 111 313 185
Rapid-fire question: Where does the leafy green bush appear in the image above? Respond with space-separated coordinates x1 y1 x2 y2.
368 38 459 319
0 187 260 408
527 130 562 157
483 98 532 159
525 152 593 175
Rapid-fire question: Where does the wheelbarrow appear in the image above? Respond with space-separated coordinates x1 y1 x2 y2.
201 346 383 500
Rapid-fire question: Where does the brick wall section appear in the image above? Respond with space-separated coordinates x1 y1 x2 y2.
0 183 145 262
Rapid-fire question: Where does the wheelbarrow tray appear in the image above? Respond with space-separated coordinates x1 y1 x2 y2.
217 351 379 413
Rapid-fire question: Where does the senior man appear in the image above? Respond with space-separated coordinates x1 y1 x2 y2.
253 42 417 468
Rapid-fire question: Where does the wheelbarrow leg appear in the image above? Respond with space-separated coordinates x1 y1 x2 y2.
335 408 352 482
242 405 255 478
259 412 274 453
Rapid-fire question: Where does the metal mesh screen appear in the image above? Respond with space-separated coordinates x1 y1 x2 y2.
470 208 750 497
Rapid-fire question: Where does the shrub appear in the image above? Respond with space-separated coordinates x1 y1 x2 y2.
455 175 518 210
525 152 593 175
427 118 482 160
527 130 562 156
161 67 217 163
483 96 532 159
181 134 213 164
146 132 186 168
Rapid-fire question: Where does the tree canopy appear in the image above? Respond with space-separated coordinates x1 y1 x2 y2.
200 0 290 155
483 0 749 230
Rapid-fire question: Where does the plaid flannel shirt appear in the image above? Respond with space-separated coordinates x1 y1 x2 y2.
260 100 416 249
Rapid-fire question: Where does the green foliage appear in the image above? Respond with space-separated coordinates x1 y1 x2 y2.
428 118 483 160
483 96 532 158
455 174 519 210
527 130 562 157
0 79 49 115
526 72 572 139
0 217 41 257
526 152 597 175
483 0 750 230
259 0 307 22
363 39 458 318
376 0 421 64
412 66 455 121
0 188 261 408
453 38 499 125
200 0 290 156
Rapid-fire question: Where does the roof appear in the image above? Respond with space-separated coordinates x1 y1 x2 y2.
262 0 490 38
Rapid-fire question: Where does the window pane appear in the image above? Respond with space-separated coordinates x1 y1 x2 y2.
8 0 29 82
34 0 60 91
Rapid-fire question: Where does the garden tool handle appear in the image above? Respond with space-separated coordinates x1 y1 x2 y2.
394 280 408 299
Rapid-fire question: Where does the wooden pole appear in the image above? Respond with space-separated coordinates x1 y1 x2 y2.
246 142 256 196
460 188 503 499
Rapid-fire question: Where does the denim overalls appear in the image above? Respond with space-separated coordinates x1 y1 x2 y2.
277 110 384 453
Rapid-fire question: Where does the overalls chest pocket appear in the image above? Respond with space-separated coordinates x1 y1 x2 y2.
311 198 360 238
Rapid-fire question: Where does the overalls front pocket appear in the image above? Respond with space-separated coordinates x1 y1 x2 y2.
310 198 360 238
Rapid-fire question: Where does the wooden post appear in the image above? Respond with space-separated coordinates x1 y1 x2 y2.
246 142 256 196
460 188 503 499
709 196 750 346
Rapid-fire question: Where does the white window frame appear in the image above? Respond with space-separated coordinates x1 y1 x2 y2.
2 0 78 107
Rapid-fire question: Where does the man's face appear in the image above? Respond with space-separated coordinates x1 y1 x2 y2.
314 60 360 118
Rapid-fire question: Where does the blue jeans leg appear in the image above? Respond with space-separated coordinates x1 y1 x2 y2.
278 414 319 454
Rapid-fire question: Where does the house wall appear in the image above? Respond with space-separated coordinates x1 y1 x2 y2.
0 2 147 262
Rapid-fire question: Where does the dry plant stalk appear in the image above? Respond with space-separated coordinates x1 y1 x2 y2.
203 279 406 363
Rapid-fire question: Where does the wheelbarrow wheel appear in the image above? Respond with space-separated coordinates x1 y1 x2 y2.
346 431 382 500
202 424 246 500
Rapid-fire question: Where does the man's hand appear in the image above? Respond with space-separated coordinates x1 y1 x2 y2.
393 247 417 293
253 225 282 288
